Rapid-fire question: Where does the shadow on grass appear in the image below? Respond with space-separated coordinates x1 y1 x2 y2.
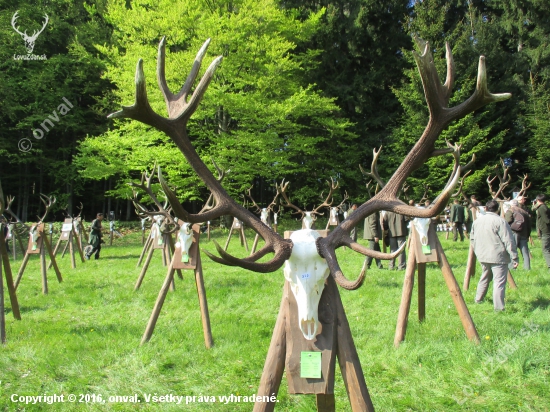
529 296 550 311
376 280 400 288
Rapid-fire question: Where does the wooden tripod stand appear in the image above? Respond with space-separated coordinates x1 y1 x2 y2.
253 230 374 412
49 218 85 269
394 223 480 347
141 224 212 347
224 217 249 252
15 223 62 294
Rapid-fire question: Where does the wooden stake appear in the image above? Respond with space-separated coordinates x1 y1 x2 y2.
14 252 30 290
223 226 235 251
0 234 21 320
251 233 260 255
507 270 517 289
418 262 426 322
394 246 417 347
436 241 480 344
253 287 287 412
135 242 155 291
194 254 213 348
69 232 76 269
141 262 176 344
316 394 336 412
0 260 4 344
463 244 476 291
43 235 62 283
137 235 153 268
40 243 48 294
47 237 63 270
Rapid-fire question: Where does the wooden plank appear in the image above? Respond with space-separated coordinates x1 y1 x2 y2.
418 262 426 322
316 394 336 412
507 270 518 289
172 225 200 270
194 254 213 349
0 234 21 320
411 223 439 263
26 224 44 254
40 243 48 294
43 235 62 283
285 279 337 395
463 244 476 291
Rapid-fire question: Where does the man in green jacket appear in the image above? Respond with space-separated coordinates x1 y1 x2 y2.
450 199 465 241
533 194 550 269
363 212 383 269
86 213 104 260
471 200 518 311
383 211 407 270
505 199 531 270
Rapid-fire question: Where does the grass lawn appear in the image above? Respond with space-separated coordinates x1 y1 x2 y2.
0 223 548 411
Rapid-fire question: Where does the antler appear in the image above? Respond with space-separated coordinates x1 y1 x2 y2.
359 146 386 188
335 191 349 212
11 11 48 40
419 184 431 204
312 178 338 215
130 168 179 234
200 159 228 213
518 173 531 197
277 180 305 219
487 158 511 200
318 38 511 288
109 38 291 272
37 194 55 223
11 11 25 37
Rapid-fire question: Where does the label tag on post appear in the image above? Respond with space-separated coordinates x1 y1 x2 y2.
300 351 322 379
422 245 431 254
181 253 189 263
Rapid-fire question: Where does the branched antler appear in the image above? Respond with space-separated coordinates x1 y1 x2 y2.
37 194 55 223
518 173 531 197
359 146 386 188
487 158 511 200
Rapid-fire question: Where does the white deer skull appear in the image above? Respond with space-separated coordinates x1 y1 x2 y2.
260 208 269 225
303 212 315 229
329 207 338 224
412 217 431 246
273 213 278 225
283 229 330 340
30 224 40 250
175 222 194 263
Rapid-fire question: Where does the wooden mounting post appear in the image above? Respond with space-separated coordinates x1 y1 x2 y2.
0 232 21 321
141 224 212 348
394 224 479 347
134 232 177 291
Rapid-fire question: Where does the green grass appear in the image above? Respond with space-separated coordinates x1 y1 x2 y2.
0 224 549 411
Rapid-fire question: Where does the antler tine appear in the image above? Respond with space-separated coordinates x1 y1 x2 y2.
278 180 305 218
313 178 338 215
11 11 25 37
31 14 48 39
452 169 472 198
359 146 386 188
37 194 55 223
518 173 531 196
335 191 349 211
246 185 262 213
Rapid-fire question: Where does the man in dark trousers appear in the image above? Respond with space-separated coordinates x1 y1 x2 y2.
505 199 531 270
383 211 407 270
86 213 104 260
533 194 550 269
363 211 383 269
450 199 465 241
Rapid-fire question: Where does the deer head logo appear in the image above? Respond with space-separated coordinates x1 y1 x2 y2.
11 11 49 54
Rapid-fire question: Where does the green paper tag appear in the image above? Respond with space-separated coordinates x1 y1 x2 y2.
300 351 322 379
158 237 163 245
32 243 37 251
422 245 431 254
181 253 189 263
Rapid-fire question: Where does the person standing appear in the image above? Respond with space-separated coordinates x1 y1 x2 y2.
505 199 531 270
471 200 518 311
516 195 528 211
450 199 465 241
533 194 550 269
86 213 104 260
384 211 407 270
363 211 383 269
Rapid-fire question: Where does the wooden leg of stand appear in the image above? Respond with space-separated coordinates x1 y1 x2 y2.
436 241 480 344
69 234 76 269
61 239 70 258
40 246 48 295
224 227 234 251
316 394 336 412
47 237 62 270
165 246 175 291
242 228 249 252
137 236 153 268
135 245 155 291
43 236 62 283
0 236 21 320
253 286 288 412
507 270 517 289
75 231 85 262
464 244 476 291
418 262 426 322
251 234 260 256
394 247 417 347
207 223 210 241
333 277 375 412
167 235 183 280
0 261 5 343
141 262 176 344
195 254 213 348
14 253 31 290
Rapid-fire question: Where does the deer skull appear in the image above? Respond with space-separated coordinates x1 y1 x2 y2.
303 212 316 229
260 208 269 225
283 229 329 340
175 222 194 263
412 217 431 246
30 224 40 250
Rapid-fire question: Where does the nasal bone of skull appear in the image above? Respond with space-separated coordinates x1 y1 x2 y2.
284 229 329 340
304 213 314 229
